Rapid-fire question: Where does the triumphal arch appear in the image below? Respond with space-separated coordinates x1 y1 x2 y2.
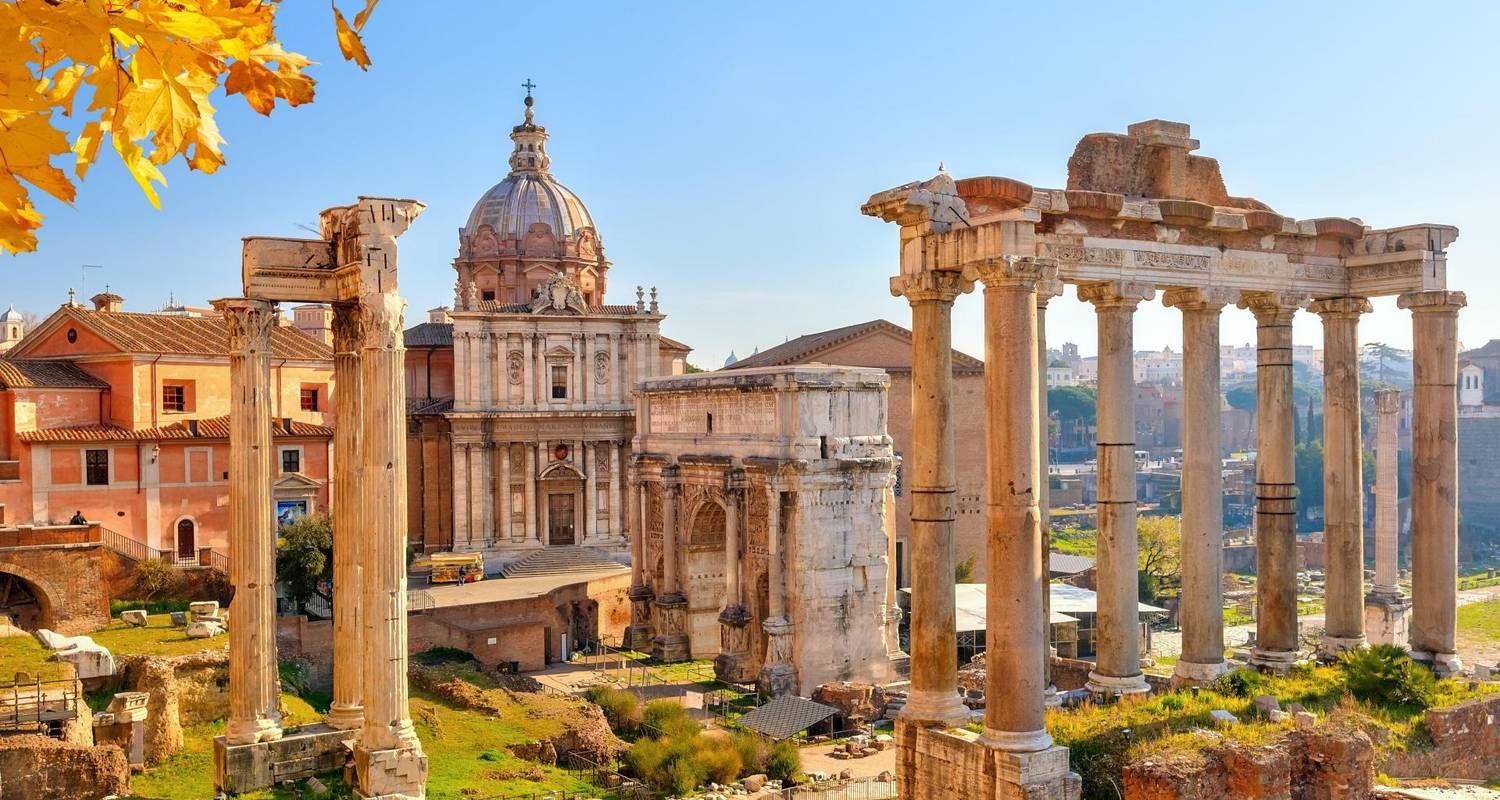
864 120 1463 799
213 197 428 799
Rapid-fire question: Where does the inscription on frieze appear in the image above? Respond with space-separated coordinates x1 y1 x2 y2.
1347 261 1424 280
1041 244 1124 266
1133 251 1210 271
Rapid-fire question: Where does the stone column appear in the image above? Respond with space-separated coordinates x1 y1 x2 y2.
1400 290 1466 675
327 303 364 731
522 334 534 407
889 270 971 725
757 479 797 697
524 444 537 540
715 470 754 683
1312 297 1372 656
498 442 511 542
584 442 598 543
626 477 655 651
1079 281 1154 696
1037 281 1063 705
215 298 283 746
653 467 690 662
1365 388 1411 646
355 292 428 796
1242 292 1303 671
1164 288 1235 685
972 257 1054 752
609 442 623 541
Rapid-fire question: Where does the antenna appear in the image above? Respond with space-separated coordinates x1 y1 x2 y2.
81 264 103 297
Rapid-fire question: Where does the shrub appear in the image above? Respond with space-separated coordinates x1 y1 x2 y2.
278 660 309 697
586 686 641 736
413 646 475 666
694 732 742 785
1212 667 1266 698
732 729 766 774
642 699 691 735
1339 644 1436 712
1158 694 1185 711
667 757 704 795
130 558 182 600
765 739 800 783
111 598 189 616
625 737 668 786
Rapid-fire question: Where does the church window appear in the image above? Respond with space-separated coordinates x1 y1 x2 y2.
482 290 496 301
551 366 568 399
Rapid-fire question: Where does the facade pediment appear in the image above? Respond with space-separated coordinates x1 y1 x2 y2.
274 472 323 490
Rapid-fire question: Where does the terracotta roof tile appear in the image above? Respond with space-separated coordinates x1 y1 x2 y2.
0 359 108 389
722 319 984 373
404 322 453 347
65 309 331 360
17 415 331 443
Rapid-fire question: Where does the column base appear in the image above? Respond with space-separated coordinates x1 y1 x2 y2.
1086 671 1150 697
896 720 1080 800
978 726 1054 753
215 725 351 794
1171 659 1232 687
1044 685 1061 708
1249 647 1301 673
1364 593 1412 648
1318 634 1367 659
756 662 798 698
624 625 656 652
714 605 756 684
224 715 283 746
651 593 690 663
899 688 972 728
325 703 364 731
1409 650 1464 678
355 741 429 799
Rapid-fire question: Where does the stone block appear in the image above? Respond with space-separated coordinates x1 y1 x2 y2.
1253 695 1281 715
33 628 80 651
214 725 352 795
120 610 149 628
189 601 219 618
107 691 150 724
1210 710 1238 727
1293 712 1316 730
52 642 115 680
186 620 225 639
1268 710 1288 723
169 611 188 626
354 742 429 799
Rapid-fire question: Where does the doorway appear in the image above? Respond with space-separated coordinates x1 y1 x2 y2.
548 493 575 546
176 518 196 560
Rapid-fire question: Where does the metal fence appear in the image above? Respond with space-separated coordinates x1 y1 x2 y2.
101 527 226 571
0 676 80 734
777 777 899 800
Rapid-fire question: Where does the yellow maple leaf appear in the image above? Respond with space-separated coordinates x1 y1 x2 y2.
0 110 76 204
112 134 166 208
72 119 103 179
332 3 370 71
43 64 89 115
225 60 279 116
353 0 379 31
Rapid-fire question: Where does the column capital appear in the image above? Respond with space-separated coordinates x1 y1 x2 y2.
889 269 973 305
1162 286 1238 312
331 301 364 355
660 465 682 490
1035 277 1066 308
965 256 1058 292
1398 290 1467 314
212 298 277 354
1077 279 1154 309
360 293 406 351
1308 296 1374 318
1239 290 1307 325
1374 387 1402 413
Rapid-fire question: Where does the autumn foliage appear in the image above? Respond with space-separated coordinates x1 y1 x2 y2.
0 0 378 255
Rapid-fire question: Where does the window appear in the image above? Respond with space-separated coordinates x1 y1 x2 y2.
551 365 568 399
163 384 185 412
481 290 496 301
85 449 108 486
300 387 319 412
281 448 300 474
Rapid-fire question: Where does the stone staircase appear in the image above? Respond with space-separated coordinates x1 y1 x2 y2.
500 547 627 579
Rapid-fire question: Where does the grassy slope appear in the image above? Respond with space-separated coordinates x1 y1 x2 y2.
128 694 323 800
1458 596 1500 641
90 614 228 658
0 633 68 682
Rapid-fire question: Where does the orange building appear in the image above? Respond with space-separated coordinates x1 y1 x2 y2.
0 292 335 560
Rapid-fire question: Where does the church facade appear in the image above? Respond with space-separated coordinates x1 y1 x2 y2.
404 94 691 567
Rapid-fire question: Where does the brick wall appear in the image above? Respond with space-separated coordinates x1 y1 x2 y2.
0 543 110 634
1459 416 1500 533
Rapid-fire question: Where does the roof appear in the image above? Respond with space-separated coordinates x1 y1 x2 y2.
658 335 691 354
722 319 984 374
0 359 108 390
903 583 1165 633
735 695 840 740
404 322 453 347
469 301 642 315
17 415 332 443
18 308 331 361
1048 552 1096 575
407 397 454 415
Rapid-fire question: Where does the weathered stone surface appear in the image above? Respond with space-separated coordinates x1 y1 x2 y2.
186 620 225 639
120 609 149 627
0 735 129 800
1288 727 1373 800
1381 695 1500 780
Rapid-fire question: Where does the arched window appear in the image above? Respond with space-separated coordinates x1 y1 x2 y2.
176 518 196 560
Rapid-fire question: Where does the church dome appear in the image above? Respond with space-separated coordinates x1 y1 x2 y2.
460 92 595 244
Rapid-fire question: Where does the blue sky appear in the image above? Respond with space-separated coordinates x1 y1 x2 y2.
16 1 1500 368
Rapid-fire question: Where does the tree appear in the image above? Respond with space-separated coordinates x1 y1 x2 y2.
1137 516 1181 600
0 0 379 254
276 512 332 616
1361 343 1411 386
1225 383 1256 412
955 555 976 584
1048 385 1097 425
1295 440 1324 531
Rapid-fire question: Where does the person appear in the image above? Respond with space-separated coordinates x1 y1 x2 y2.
68 510 86 525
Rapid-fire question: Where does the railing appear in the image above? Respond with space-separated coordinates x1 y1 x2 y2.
0 676 80 732
778 776 899 800
101 527 227 571
407 589 435 614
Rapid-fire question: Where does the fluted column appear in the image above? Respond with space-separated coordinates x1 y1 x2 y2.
215 298 283 746
1242 292 1303 670
715 471 754 683
625 476 654 651
971 257 1054 751
498 443 511 542
524 444 537 540
609 442 623 541
1080 280 1154 695
327 303 364 731
1037 281 1063 705
757 478 797 696
890 269 971 725
1400 290 1466 675
653 467 690 662
1312 297 1372 656
1165 288 1235 684
584 442 598 542
1372 389 1402 597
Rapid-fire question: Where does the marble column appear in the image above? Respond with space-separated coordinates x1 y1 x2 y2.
715 471 754 683
521 334 534 406
626 477 655 651
1079 281 1154 695
327 303 364 731
653 467 690 662
1312 297 1372 656
1242 292 1303 671
757 480 797 697
583 442 597 542
973 258 1053 752
215 298 283 746
609 443 623 540
1400 290 1466 675
524 444 537 540
1164 288 1235 684
889 270 971 725
498 443 512 542
1366 388 1411 646
355 293 428 796
1037 282 1062 705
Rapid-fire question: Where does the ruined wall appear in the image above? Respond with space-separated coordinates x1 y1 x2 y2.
0 735 129 800
1380 695 1500 780
0 543 110 634
1122 725 1374 800
117 650 229 765
1458 415 1500 533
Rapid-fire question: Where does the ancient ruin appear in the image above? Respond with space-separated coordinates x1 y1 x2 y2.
213 197 428 798
626 365 904 694
863 120 1463 799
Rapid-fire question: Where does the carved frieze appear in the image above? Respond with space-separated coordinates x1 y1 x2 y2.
1038 243 1124 266
1134 250 1209 271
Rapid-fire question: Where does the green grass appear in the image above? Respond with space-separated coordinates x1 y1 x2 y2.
1051 527 1098 558
0 633 67 683
1458 596 1500 641
90 614 227 658
1223 607 1254 627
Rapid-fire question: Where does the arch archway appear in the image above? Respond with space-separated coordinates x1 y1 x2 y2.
174 517 197 561
0 570 52 632
685 499 728 657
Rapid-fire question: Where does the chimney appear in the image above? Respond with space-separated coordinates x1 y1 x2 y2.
90 292 123 313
